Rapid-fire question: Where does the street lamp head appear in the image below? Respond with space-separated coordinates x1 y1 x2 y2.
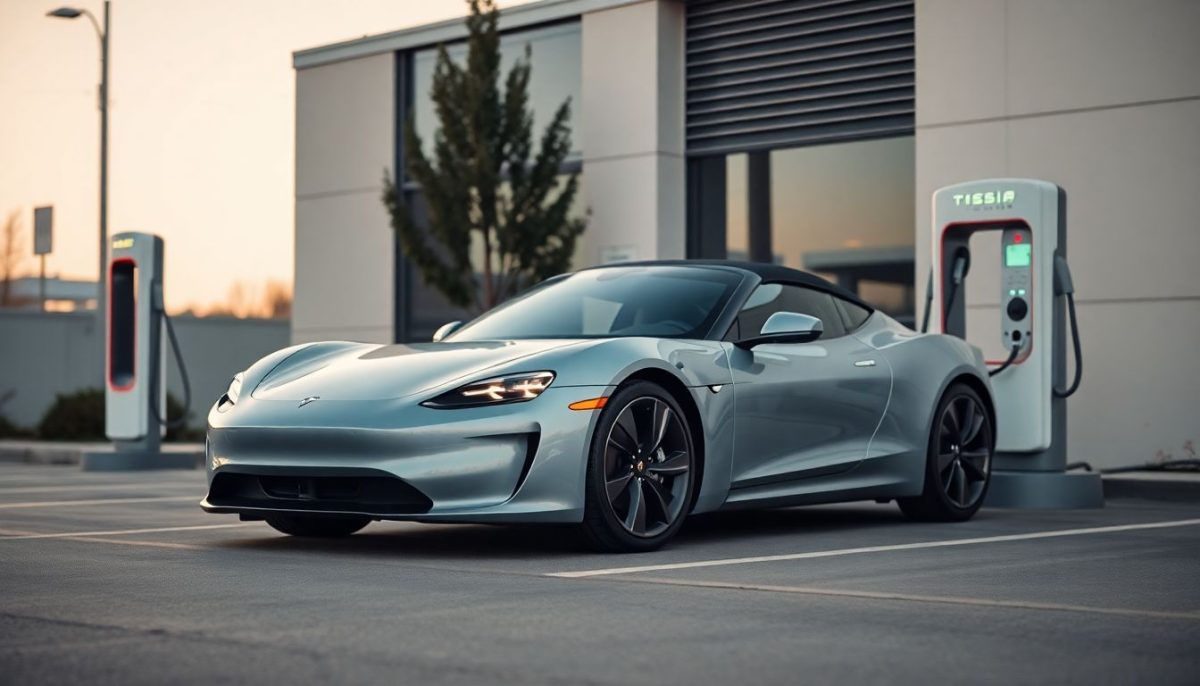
47 7 84 18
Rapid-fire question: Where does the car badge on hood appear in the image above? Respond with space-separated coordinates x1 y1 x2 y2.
298 396 320 408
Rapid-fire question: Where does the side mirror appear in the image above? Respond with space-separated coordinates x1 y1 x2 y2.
735 312 823 349
432 320 464 342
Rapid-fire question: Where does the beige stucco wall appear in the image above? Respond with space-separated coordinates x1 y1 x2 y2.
915 0 1200 468
293 52 394 344
579 0 685 266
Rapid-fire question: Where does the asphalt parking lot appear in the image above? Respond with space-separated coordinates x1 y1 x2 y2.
1 463 1197 685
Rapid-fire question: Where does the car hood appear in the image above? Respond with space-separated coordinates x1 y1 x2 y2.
251 339 587 402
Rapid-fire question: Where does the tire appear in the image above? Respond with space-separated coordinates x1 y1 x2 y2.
581 381 697 553
265 514 371 538
898 383 993 522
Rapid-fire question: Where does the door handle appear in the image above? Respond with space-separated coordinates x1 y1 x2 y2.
854 359 877 367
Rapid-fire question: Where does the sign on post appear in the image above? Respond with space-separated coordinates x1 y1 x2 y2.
34 206 53 255
33 206 52 311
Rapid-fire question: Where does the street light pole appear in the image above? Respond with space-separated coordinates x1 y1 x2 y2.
98 1 109 347
48 1 109 381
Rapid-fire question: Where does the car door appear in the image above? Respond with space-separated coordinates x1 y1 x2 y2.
725 283 891 489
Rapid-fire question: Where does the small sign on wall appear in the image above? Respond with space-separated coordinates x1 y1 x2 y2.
600 244 639 264
33 206 53 255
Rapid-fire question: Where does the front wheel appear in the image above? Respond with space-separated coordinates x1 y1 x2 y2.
265 514 371 538
581 381 696 553
898 383 993 522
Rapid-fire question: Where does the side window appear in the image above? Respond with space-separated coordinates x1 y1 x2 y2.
726 283 848 341
836 298 873 332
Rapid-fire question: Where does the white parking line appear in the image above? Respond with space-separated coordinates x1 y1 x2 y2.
68 537 207 551
0 496 198 510
612 577 1200 621
0 523 256 540
548 518 1200 578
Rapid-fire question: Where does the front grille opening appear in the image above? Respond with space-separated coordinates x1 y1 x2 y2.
208 471 432 516
260 476 304 499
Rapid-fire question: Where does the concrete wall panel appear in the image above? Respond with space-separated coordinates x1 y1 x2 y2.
915 0 1007 126
0 312 288 430
1005 0 1200 116
580 0 685 265
1007 99 1200 301
294 52 394 344
293 192 393 344
295 53 395 197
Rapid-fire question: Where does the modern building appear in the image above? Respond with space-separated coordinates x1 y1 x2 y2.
291 0 1199 469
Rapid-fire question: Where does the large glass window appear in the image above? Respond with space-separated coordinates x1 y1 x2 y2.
411 22 582 160
724 137 916 323
400 22 585 341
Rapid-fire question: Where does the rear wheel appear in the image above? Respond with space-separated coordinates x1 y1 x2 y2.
581 381 695 553
898 383 993 522
265 514 371 538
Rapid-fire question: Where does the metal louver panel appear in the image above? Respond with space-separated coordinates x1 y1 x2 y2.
686 0 915 156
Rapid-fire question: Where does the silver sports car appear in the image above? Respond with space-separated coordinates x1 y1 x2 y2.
202 261 995 552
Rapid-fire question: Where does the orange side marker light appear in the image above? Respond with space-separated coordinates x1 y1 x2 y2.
568 397 608 411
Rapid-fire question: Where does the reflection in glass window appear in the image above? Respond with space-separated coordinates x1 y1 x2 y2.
466 174 588 280
725 137 915 321
412 22 582 160
404 23 584 341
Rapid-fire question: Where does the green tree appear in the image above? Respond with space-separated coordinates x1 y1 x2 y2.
382 0 585 312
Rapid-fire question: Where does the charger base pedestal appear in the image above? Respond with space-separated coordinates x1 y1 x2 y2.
985 469 1103 508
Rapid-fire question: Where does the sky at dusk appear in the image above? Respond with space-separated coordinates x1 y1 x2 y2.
0 0 534 313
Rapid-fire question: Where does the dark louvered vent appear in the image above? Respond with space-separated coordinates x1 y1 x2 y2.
686 0 915 156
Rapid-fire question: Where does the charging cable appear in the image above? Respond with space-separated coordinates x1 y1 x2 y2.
1052 254 1082 397
149 281 192 429
919 269 933 333
989 343 1021 377
943 248 971 324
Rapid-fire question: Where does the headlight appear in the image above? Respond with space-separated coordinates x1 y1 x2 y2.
223 372 244 406
421 371 555 409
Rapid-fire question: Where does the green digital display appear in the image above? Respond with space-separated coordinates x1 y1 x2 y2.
1006 243 1031 267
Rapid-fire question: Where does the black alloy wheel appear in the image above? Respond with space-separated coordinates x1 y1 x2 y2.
937 393 991 509
582 381 695 552
899 383 993 522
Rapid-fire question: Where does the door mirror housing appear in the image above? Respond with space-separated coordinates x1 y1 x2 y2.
432 320 464 342
735 312 823 349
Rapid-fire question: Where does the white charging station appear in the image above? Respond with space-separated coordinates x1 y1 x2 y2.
106 231 166 448
931 178 1103 508
83 231 196 471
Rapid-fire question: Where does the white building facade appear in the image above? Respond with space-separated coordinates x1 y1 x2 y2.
293 0 1200 469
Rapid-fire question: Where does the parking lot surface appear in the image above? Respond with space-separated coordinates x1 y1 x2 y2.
1 463 1198 684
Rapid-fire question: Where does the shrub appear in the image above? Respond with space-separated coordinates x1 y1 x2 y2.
36 388 198 442
37 388 105 440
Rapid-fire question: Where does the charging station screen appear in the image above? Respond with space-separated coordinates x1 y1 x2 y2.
1005 243 1031 267
110 261 137 389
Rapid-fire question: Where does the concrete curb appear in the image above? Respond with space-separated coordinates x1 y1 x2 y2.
0 440 204 469
1103 472 1200 503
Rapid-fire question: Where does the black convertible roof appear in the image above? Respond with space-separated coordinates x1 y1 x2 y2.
585 259 872 311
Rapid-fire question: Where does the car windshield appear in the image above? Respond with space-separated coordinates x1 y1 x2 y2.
448 266 744 341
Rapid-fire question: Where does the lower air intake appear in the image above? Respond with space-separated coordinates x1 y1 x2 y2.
207 470 433 516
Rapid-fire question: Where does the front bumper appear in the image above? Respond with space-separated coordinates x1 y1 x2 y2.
201 387 608 523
